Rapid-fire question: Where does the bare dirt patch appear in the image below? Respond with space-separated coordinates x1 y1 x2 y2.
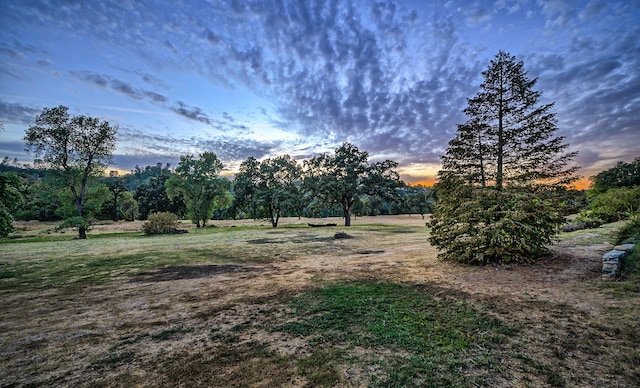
1 216 638 387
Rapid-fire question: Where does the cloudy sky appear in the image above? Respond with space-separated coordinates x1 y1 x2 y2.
1 0 638 187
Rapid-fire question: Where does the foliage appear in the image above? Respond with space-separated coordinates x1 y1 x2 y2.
13 177 64 221
24 105 117 239
142 212 179 235
617 219 640 245
166 152 232 228
304 143 401 226
233 155 305 227
590 157 640 193
55 182 110 221
104 178 127 221
585 186 640 223
134 170 187 220
0 172 24 237
615 220 640 283
122 162 173 191
430 182 564 264
430 51 578 264
56 216 92 234
118 191 138 221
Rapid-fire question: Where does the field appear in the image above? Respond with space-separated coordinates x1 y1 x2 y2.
1 215 639 387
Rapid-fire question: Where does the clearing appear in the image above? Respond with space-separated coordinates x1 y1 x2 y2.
1 215 638 387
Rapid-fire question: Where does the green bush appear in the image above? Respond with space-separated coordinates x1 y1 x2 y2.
429 187 563 264
587 186 640 223
617 219 640 245
616 220 640 279
0 208 14 237
142 212 179 235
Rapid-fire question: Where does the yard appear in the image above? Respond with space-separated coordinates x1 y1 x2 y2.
1 216 638 387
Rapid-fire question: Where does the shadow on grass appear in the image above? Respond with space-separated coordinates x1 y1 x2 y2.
130 264 263 283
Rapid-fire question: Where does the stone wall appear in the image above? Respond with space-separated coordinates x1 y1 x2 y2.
602 244 635 279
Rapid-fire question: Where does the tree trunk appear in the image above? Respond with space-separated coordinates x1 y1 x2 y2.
113 195 118 221
75 196 86 239
496 66 504 190
343 203 352 227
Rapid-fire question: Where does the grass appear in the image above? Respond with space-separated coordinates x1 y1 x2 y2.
2 217 640 387
0 225 335 292
275 281 515 386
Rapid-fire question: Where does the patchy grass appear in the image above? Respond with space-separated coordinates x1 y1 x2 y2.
1 216 639 387
275 281 515 386
558 220 627 246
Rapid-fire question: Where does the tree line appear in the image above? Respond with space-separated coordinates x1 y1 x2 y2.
1 124 436 238
3 50 633 268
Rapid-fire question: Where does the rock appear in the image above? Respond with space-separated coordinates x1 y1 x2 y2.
334 231 352 239
614 244 635 252
602 244 634 279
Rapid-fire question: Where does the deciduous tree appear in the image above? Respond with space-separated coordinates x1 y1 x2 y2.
304 143 401 226
24 106 117 239
590 157 640 193
0 172 24 237
104 178 127 221
166 152 231 228
233 155 304 227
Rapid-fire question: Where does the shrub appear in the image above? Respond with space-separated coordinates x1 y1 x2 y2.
617 219 640 245
429 187 563 264
0 208 14 237
587 186 640 223
142 212 179 235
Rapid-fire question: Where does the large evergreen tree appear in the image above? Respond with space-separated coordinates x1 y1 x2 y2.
430 51 578 264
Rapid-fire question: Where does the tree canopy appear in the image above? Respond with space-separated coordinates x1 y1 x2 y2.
304 142 401 226
0 173 24 237
430 51 578 264
233 155 304 227
24 105 117 238
590 157 640 193
166 152 231 228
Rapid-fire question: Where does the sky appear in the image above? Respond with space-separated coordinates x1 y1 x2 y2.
1 0 638 187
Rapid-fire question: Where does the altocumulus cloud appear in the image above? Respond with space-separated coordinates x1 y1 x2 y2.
1 0 638 179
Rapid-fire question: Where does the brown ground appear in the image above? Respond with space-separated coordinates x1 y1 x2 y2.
1 216 639 387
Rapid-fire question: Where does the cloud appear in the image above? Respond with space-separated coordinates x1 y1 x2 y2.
170 101 212 125
143 91 168 103
111 79 142 99
70 70 109 87
0 101 41 125
116 126 282 170
2 0 639 178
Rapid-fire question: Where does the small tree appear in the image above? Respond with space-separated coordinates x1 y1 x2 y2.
304 143 401 226
430 51 578 264
24 106 117 239
0 172 24 237
104 178 127 221
233 155 304 227
119 191 138 221
166 152 231 228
